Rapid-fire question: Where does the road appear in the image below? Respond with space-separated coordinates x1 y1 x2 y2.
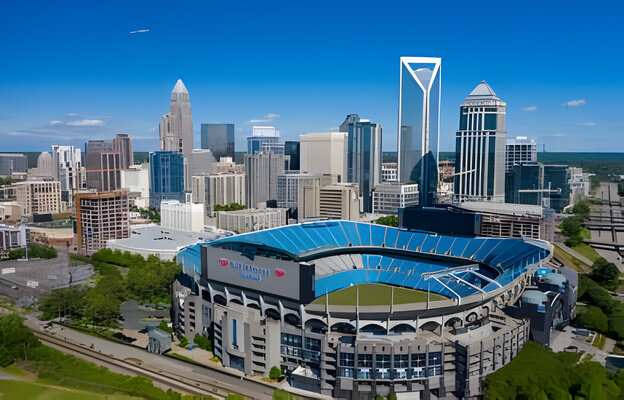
588 182 624 271
23 315 327 400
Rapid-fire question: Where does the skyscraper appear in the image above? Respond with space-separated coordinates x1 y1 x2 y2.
36 152 53 177
247 126 283 154
160 79 194 158
112 133 134 169
149 151 185 209
341 114 382 213
51 145 83 206
454 81 506 203
397 57 441 207
85 138 124 192
506 136 537 172
284 141 300 171
244 152 289 208
200 124 235 160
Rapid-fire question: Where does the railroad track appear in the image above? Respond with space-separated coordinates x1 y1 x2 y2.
33 330 232 399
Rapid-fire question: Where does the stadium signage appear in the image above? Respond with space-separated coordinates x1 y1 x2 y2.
218 258 272 281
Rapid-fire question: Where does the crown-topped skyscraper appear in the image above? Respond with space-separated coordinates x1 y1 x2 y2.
159 79 194 158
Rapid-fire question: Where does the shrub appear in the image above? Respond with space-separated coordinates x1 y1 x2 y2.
178 335 189 348
194 333 212 351
577 306 609 332
375 215 399 227
269 365 283 381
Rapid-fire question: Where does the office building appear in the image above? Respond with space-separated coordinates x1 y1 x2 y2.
438 160 455 181
149 151 185 210
160 79 194 158
276 172 321 212
13 181 62 215
543 165 570 212
191 173 246 219
341 114 382 213
454 81 506 203
120 163 150 201
319 183 359 221
0 202 22 223
300 132 347 183
161 200 204 232
372 182 419 214
381 162 398 182
85 139 122 192
0 224 29 256
0 154 28 177
284 141 300 171
216 207 287 234
397 57 441 207
75 190 130 255
244 152 289 208
112 133 134 169
568 167 592 201
186 149 217 190
506 136 537 172
247 126 283 154
200 124 235 160
36 152 54 177
174 221 566 398
505 163 570 213
212 157 244 175
51 145 84 206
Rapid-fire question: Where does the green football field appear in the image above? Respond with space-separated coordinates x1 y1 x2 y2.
311 283 447 306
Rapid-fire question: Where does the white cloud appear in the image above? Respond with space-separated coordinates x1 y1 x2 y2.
66 113 78 117
66 119 104 127
550 133 565 137
49 120 63 125
130 29 150 34
7 131 71 140
522 106 537 112
247 113 281 124
562 99 586 107
577 121 596 126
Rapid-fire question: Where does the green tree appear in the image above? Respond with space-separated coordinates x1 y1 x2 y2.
577 306 609 332
0 313 41 366
590 258 620 288
269 365 283 380
375 215 399 227
39 286 87 321
561 216 582 237
194 333 212 351
573 201 591 220
565 234 584 247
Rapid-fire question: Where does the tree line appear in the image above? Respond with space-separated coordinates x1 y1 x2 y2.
40 249 180 328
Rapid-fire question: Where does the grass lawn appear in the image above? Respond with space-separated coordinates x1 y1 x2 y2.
311 283 447 306
571 243 601 263
553 245 591 273
0 380 131 400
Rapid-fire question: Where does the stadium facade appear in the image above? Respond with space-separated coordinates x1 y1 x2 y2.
173 221 575 399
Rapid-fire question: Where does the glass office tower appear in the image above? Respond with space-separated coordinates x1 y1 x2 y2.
397 57 441 207
341 114 382 213
200 124 235 160
284 141 300 171
149 151 185 210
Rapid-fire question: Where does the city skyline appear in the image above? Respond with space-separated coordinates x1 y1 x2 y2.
1 1 622 153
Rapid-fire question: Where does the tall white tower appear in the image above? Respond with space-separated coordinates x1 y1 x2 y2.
160 79 194 158
397 57 441 207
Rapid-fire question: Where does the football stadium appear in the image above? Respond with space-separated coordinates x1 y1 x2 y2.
173 220 576 399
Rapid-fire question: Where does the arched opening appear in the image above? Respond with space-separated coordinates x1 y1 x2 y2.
389 323 415 334
248 302 261 311
229 298 243 306
360 323 387 335
213 294 227 306
284 313 301 327
444 317 462 329
265 308 280 321
305 319 328 334
331 322 356 335
418 321 441 336
465 312 478 324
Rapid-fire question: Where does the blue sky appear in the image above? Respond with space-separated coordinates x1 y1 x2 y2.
0 1 622 152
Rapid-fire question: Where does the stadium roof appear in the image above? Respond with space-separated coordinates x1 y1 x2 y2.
178 221 552 303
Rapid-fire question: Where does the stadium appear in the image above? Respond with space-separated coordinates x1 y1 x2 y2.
173 220 573 399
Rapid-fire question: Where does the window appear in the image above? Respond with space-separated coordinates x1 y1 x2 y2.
305 337 321 352
358 354 372 368
340 353 355 367
411 353 426 367
429 351 442 366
